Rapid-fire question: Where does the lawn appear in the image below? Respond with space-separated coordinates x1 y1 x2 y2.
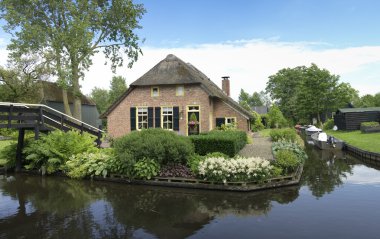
0 140 14 166
258 129 272 137
326 130 380 153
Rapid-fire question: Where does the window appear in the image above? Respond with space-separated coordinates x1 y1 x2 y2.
225 117 236 126
151 87 159 97
162 107 173 130
176 86 184 96
137 107 148 129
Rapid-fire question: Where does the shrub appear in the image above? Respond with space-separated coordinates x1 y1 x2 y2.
198 156 273 182
272 141 308 162
65 149 113 179
187 154 205 174
159 164 194 178
133 158 160 180
272 149 300 174
190 130 247 157
0 141 19 168
361 121 379 127
270 128 297 142
251 111 265 131
113 129 194 167
323 118 335 130
267 105 288 128
23 130 97 174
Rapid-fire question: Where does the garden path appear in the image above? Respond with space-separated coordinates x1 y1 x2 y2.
238 133 274 160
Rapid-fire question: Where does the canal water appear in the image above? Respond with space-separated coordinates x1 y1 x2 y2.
1 146 380 239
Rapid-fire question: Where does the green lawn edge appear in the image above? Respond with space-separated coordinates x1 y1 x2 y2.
326 130 380 153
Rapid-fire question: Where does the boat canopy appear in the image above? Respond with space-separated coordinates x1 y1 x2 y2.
306 126 322 132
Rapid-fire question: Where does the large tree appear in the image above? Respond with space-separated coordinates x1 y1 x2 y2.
108 76 128 104
0 0 145 120
266 64 358 124
238 89 270 111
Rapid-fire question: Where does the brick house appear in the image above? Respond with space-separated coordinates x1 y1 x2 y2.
101 54 253 138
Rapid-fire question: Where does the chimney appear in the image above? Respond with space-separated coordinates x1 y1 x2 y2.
222 76 230 97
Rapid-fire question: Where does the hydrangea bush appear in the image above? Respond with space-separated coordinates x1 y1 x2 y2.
198 157 273 182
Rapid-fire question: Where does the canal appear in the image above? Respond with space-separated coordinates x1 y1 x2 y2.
1 145 380 239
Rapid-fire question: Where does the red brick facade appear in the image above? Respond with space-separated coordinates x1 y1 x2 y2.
107 84 250 138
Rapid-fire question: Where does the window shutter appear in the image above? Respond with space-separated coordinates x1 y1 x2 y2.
148 107 154 128
130 107 136 131
155 107 161 128
173 106 180 131
216 118 225 127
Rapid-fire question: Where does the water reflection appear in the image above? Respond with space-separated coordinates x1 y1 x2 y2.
1 146 380 238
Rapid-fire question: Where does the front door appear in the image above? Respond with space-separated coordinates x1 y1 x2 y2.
187 106 200 135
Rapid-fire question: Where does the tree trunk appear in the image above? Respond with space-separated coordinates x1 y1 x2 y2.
71 61 81 120
62 88 72 116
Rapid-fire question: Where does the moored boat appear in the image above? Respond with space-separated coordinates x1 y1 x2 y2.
305 126 322 136
311 132 345 150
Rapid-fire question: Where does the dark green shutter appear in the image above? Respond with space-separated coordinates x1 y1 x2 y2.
130 107 136 131
173 106 180 131
155 107 161 128
148 107 154 128
216 118 225 127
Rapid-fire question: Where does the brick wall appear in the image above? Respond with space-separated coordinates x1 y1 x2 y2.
107 84 211 138
213 98 250 132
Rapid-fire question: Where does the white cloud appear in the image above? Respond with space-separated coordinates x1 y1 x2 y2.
83 39 380 99
1 38 380 99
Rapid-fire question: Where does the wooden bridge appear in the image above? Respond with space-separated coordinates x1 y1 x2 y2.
0 102 104 171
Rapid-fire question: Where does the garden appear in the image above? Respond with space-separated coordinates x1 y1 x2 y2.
0 126 306 189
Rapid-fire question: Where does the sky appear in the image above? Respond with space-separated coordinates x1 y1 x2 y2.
1 0 380 100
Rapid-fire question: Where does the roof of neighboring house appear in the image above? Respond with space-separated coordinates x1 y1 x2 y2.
337 107 380 113
251 106 269 115
101 54 253 119
40 81 96 106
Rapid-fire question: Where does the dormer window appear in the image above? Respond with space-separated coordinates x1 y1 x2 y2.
176 85 184 96
151 87 159 97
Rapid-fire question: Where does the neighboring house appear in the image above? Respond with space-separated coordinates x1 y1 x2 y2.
101 54 253 138
39 81 102 127
334 107 380 130
251 106 269 115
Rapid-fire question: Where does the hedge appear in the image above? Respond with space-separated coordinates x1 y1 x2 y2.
190 130 247 157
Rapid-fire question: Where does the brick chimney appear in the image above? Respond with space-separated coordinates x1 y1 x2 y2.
222 76 230 96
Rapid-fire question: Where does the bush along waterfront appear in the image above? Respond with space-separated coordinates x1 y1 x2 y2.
2 128 305 190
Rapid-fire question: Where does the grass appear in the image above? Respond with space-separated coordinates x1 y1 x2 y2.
326 130 380 153
0 140 15 166
258 129 272 137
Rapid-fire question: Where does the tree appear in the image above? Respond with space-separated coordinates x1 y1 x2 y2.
266 64 358 124
0 56 49 102
0 0 146 120
238 89 267 111
267 105 287 128
251 92 263 106
109 76 128 104
90 87 110 115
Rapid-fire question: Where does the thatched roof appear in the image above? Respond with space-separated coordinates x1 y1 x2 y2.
102 54 252 118
40 81 95 105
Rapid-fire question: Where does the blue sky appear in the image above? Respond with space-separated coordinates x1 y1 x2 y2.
137 0 380 48
0 0 379 99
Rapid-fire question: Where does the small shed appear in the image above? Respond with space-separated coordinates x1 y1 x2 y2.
334 107 380 130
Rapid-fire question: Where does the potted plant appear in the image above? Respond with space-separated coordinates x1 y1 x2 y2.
360 121 380 133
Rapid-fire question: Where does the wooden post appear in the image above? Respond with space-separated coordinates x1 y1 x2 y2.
8 104 13 128
96 125 102 147
34 126 40 140
15 128 25 172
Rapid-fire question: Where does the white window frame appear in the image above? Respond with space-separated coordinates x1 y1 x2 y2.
161 107 173 130
137 107 148 130
151 87 159 97
225 117 236 126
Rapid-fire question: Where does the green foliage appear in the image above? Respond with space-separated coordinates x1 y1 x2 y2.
266 64 359 124
109 76 128 104
238 89 271 109
353 93 380 107
251 111 265 131
190 130 247 157
219 122 237 131
270 128 297 142
23 131 97 174
272 141 308 162
90 87 110 114
361 121 379 127
273 149 301 174
113 129 194 168
65 149 113 179
187 154 205 175
0 140 18 168
267 105 288 128
133 158 160 180
323 118 335 130
1 0 145 118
